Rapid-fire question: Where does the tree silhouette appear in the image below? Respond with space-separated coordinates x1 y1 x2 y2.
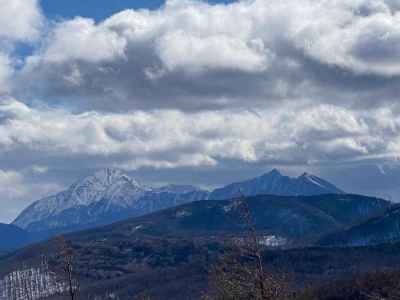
207 194 289 300
57 236 80 300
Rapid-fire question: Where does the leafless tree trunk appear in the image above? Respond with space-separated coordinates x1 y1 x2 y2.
134 294 153 300
57 236 79 300
207 194 289 300
0 257 64 300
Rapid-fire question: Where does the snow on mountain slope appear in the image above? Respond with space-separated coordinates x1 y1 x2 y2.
13 168 210 233
13 168 148 230
209 169 344 200
12 168 344 235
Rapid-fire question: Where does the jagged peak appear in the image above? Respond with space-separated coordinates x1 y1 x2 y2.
299 172 327 181
85 168 141 187
263 168 283 177
299 172 328 183
299 172 311 178
94 167 124 177
299 172 324 183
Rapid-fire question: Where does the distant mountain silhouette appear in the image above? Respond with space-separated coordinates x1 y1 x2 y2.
320 204 400 247
0 223 31 251
209 169 344 200
13 168 344 237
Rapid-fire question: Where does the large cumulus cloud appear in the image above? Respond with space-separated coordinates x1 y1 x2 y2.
294 0 400 76
0 0 43 42
15 0 400 111
0 0 43 94
1 97 398 171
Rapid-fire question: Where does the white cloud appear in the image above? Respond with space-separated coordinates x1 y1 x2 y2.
0 0 43 96
293 0 400 76
0 53 12 94
157 31 268 73
16 0 400 112
0 0 43 42
0 170 26 201
0 169 60 223
0 98 398 171
39 17 127 64
26 0 271 74
4 0 400 219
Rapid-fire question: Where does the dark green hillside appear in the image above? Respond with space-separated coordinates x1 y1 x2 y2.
55 194 390 248
0 223 32 252
297 270 400 300
297 194 389 225
0 193 394 299
320 204 400 247
91 197 339 241
3 235 400 299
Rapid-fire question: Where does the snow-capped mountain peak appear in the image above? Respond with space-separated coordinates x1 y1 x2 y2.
13 168 148 230
298 172 343 193
77 168 142 192
12 168 344 235
93 168 138 185
13 169 209 233
92 168 141 187
65 168 144 207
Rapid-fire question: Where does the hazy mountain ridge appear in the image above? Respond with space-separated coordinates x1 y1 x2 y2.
12 168 345 236
0 223 32 252
320 204 400 247
209 169 344 200
70 194 390 244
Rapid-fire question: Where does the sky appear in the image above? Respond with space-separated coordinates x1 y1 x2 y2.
1 0 400 223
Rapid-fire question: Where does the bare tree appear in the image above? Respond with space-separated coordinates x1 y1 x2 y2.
207 195 289 300
0 257 64 300
57 236 80 300
134 294 153 300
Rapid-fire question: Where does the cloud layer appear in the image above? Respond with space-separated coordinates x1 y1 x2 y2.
15 0 400 111
1 98 399 171
0 0 43 94
0 54 11 94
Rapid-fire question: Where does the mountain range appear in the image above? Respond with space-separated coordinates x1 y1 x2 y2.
13 168 208 234
2 168 400 299
12 168 344 237
8 167 400 254
0 168 349 252
84 193 389 244
209 169 344 199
